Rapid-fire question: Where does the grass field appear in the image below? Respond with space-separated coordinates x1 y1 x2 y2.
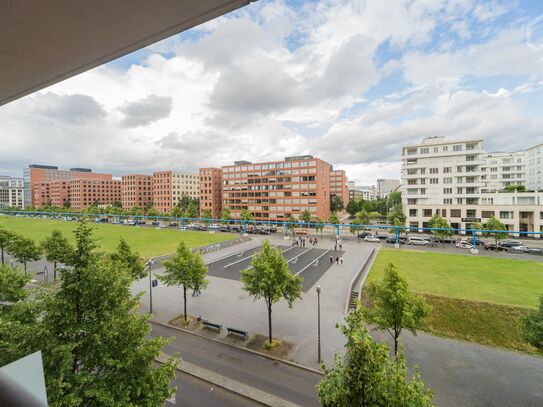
364 249 543 355
0 216 236 259
367 248 543 308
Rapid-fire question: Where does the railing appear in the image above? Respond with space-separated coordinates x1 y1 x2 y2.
344 248 377 314
192 236 251 255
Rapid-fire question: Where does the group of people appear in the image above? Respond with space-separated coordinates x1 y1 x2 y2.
292 236 319 247
330 255 344 265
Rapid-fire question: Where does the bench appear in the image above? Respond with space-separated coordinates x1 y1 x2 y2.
202 320 222 331
226 327 248 339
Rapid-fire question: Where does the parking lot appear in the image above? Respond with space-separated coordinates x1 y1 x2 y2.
206 245 344 292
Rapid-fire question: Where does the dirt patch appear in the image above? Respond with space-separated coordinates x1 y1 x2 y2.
247 334 293 359
168 315 200 331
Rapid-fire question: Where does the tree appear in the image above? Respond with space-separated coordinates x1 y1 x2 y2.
356 209 370 226
241 240 302 344
504 184 526 192
129 205 142 216
428 215 452 246
313 217 325 237
240 208 254 221
300 209 311 224
177 195 199 213
159 242 208 322
330 195 344 213
388 207 406 235
363 262 430 355
350 214 362 238
0 225 14 265
184 201 199 219
521 294 543 351
41 230 72 280
39 220 177 404
147 206 159 217
220 207 232 225
317 305 433 406
287 214 297 237
328 214 340 225
8 235 42 272
387 191 402 212
483 216 509 246
171 205 183 218
201 209 212 224
346 199 361 217
111 238 146 280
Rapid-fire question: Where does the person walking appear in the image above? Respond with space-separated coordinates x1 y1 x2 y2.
330 255 333 264
339 244 343 251
340 256 344 265
334 244 337 251
336 256 339 264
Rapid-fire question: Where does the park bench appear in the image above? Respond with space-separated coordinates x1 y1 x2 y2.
202 320 222 331
226 327 248 339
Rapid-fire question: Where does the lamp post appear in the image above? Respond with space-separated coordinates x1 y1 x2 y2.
147 259 155 314
316 285 322 364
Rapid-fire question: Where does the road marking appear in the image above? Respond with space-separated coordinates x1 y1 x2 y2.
295 249 331 276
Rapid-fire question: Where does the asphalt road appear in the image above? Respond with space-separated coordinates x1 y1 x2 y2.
151 322 322 407
163 366 259 407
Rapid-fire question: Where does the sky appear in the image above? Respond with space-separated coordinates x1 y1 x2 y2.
1 0 543 185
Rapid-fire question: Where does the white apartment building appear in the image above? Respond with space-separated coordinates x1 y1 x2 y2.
402 137 543 235
525 144 543 190
0 176 25 209
348 181 377 201
376 178 400 198
172 172 199 202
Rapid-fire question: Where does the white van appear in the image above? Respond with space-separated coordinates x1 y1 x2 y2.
407 236 431 246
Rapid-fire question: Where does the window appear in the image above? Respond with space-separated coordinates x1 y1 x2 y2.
451 209 461 218
500 211 513 220
443 198 452 204
409 209 417 217
443 167 452 173
430 178 438 184
423 209 432 217
430 168 438 174
420 148 429 154
443 188 452 194
466 209 476 217
453 145 462 151
443 177 452 184
482 211 495 218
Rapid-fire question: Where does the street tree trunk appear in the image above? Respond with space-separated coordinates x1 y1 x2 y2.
267 302 272 344
53 261 57 280
183 285 187 321
1 247 4 265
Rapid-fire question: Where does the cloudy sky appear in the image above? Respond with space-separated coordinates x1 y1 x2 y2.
1 0 543 184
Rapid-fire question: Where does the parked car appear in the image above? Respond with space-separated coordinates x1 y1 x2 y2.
219 225 230 232
499 240 523 248
455 240 472 249
375 233 388 240
357 232 371 239
386 236 406 244
509 245 542 254
364 235 380 243
407 236 431 246
151 220 160 226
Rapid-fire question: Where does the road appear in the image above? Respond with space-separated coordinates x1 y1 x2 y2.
151 322 322 407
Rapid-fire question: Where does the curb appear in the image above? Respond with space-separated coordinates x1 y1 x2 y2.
156 354 296 407
150 320 324 376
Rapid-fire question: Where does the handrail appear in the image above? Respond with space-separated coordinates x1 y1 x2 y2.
344 248 376 314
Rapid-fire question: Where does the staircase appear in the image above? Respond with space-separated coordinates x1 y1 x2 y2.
348 290 359 310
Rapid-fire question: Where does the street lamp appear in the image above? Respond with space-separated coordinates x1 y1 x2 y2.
147 259 155 314
316 285 322 364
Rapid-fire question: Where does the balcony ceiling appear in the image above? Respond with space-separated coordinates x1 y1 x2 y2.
0 0 253 106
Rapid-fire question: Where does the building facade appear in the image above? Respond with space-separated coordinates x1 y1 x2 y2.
23 164 112 207
0 176 24 209
376 178 400 198
152 171 200 214
199 168 222 218
330 169 349 205
348 181 377 201
525 144 543 190
221 155 331 221
121 174 153 211
68 179 121 211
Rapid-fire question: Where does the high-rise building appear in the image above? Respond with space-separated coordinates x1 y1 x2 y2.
152 171 200 214
524 144 543 190
67 179 122 211
0 176 24 209
23 164 112 207
376 178 400 198
481 151 525 192
199 168 222 218
121 174 153 211
330 169 349 206
220 155 331 221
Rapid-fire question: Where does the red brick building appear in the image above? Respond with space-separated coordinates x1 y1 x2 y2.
330 169 349 206
199 168 222 218
121 174 153 212
220 156 331 222
68 179 121 210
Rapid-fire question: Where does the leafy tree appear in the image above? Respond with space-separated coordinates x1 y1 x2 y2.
112 200 122 208
171 205 183 218
387 191 402 212
313 217 325 237
504 184 526 192
201 208 212 224
328 214 340 225
220 207 232 225
356 209 370 225
184 201 199 219
521 294 543 351
428 215 452 246
330 195 344 213
129 205 142 216
111 238 146 280
177 195 199 213
159 242 208 322
147 206 159 217
41 230 72 280
300 209 311 224
241 240 302 344
483 216 509 246
317 305 433 406
0 225 14 265
350 214 362 238
8 235 42 272
363 262 430 355
388 207 407 235
240 208 254 221
287 213 297 237
39 220 177 404
346 199 361 217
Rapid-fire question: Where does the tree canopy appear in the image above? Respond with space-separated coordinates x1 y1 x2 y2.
483 216 509 245
41 230 73 280
428 215 452 246
8 235 42 272
330 195 344 213
521 294 543 351
111 238 146 280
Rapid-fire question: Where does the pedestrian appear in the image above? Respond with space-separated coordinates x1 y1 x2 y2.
340 256 344 265
330 255 333 264
336 256 339 264
339 244 343 251
315 238 318 245
192 284 199 297
334 244 337 251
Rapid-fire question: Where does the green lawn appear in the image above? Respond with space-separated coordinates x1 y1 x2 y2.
0 216 235 259
366 249 543 309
